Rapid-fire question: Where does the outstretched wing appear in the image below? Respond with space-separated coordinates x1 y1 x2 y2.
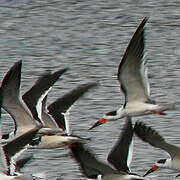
70 143 117 178
23 68 68 123
134 121 180 159
0 61 37 136
48 82 97 133
117 17 151 106
107 117 134 173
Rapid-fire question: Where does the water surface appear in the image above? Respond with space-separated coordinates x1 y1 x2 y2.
0 1 180 179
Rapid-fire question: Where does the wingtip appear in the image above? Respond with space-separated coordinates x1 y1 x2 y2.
117 17 148 79
36 67 69 85
12 60 23 72
17 59 23 64
1 60 22 92
143 16 149 23
12 60 22 70
54 67 69 77
84 82 98 89
138 16 148 30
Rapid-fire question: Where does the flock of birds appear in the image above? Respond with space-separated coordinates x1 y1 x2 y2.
0 17 178 179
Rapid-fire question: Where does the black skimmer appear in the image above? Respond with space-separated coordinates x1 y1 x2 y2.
134 121 180 178
89 17 175 130
21 61 97 148
0 93 42 179
0 60 41 138
0 61 95 148
3 126 42 176
0 60 62 141
35 82 97 148
70 118 149 179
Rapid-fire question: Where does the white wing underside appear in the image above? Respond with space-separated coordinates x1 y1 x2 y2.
2 95 37 136
120 56 151 105
118 18 151 106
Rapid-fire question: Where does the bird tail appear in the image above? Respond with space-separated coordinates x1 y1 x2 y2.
158 102 176 112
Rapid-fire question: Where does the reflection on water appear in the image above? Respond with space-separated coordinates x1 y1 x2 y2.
0 1 180 179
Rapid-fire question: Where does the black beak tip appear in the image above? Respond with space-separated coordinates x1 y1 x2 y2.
88 126 94 131
143 167 156 177
88 121 102 131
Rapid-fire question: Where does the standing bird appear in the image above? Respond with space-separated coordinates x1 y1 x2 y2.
69 118 149 180
134 121 180 178
89 17 175 130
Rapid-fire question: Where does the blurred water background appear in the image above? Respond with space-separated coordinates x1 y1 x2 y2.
0 0 180 179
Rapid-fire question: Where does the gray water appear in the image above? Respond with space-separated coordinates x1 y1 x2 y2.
0 0 180 179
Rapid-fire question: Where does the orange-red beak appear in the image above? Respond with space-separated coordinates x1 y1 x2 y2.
143 165 159 177
89 118 107 130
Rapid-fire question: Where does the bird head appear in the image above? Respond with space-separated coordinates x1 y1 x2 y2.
143 159 167 177
89 111 118 130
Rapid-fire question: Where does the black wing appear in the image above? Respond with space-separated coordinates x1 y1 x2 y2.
107 117 134 173
134 121 180 159
70 142 116 178
4 126 40 159
48 82 97 131
22 68 68 123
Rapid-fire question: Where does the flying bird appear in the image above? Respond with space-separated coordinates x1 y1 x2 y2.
36 82 97 148
89 17 175 130
0 91 41 179
134 121 180 178
0 60 40 138
22 64 97 148
70 118 150 179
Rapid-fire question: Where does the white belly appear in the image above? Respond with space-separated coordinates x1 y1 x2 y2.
35 135 81 149
125 102 159 115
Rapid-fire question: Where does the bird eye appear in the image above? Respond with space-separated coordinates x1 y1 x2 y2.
157 159 166 164
106 111 117 116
